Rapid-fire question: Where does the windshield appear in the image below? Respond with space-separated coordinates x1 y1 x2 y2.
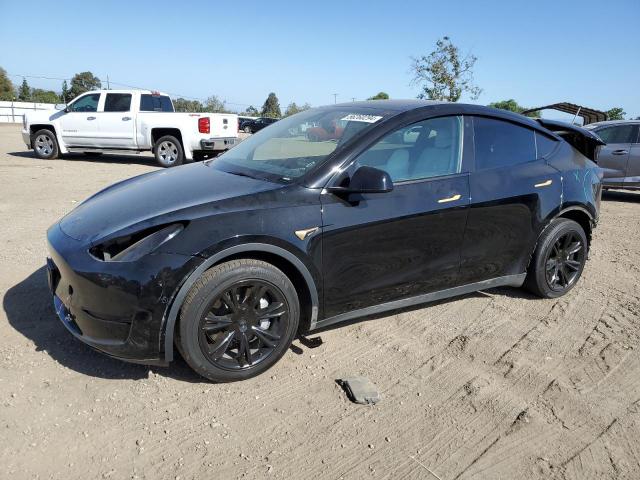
211 108 387 181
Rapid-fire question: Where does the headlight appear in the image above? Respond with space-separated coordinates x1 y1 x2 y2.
89 223 184 262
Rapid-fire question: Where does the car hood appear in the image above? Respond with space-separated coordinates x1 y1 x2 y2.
59 162 282 244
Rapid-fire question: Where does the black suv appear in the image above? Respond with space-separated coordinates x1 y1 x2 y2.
46 101 604 381
242 116 278 133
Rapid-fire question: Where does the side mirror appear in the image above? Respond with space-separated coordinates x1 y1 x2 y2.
327 166 394 194
54 103 67 111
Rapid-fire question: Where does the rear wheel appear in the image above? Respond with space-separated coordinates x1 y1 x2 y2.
177 259 299 382
525 218 587 298
153 135 184 167
32 129 59 159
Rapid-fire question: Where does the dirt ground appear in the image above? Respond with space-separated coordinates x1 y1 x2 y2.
1 123 640 480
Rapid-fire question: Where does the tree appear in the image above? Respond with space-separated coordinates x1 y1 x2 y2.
61 80 70 103
606 107 626 121
173 98 205 112
18 78 31 101
241 105 260 117
368 92 389 100
31 89 61 104
69 71 101 100
261 92 281 118
410 36 481 102
204 95 229 113
284 102 311 116
488 99 539 118
0 67 15 100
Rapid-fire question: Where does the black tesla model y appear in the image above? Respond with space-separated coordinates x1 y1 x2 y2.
46 101 604 381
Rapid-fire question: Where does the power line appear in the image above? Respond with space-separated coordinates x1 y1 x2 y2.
6 72 253 108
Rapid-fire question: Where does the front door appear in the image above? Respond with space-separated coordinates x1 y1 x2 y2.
459 117 562 284
97 92 135 148
594 124 637 187
59 93 101 147
320 115 471 318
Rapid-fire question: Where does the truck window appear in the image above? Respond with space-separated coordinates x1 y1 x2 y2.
140 94 174 112
104 93 132 112
69 93 100 112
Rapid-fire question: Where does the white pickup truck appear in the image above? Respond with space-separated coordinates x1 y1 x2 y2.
22 89 238 167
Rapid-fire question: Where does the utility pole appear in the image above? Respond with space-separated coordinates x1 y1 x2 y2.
333 93 338 104
106 75 110 90
351 97 356 102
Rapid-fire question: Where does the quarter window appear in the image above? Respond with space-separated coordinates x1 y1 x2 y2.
104 93 131 112
355 116 464 182
69 94 100 112
140 94 174 112
473 117 536 169
535 132 559 158
595 125 638 144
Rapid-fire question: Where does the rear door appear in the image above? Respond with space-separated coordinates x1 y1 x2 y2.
59 93 101 146
96 92 135 147
594 124 636 187
459 116 562 285
624 124 640 187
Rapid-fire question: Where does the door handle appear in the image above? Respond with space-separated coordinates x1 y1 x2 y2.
534 179 553 188
438 193 462 203
122 116 131 121
87 116 96 120
612 150 629 155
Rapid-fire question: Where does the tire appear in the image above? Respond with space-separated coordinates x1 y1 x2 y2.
243 126 252 133
32 129 59 159
525 218 588 298
177 259 300 382
153 135 184 167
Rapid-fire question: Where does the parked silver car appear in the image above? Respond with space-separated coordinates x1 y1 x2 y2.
585 120 640 190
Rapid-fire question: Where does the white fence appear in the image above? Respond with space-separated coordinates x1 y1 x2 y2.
0 101 56 123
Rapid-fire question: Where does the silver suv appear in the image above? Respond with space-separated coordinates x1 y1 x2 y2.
586 120 640 190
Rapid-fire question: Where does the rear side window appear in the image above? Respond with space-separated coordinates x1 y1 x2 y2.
104 93 131 112
595 125 638 144
473 117 536 169
140 94 174 112
535 132 559 158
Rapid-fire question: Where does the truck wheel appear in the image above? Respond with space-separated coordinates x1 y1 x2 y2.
243 126 251 133
32 129 59 159
153 135 184 168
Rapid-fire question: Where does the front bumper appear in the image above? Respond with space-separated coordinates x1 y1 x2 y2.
22 129 31 148
46 223 203 365
200 137 238 151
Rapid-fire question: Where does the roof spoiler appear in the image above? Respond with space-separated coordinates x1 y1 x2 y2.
536 119 605 162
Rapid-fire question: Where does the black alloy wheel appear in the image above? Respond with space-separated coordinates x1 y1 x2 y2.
544 231 585 291
178 259 299 382
198 280 289 370
525 218 588 298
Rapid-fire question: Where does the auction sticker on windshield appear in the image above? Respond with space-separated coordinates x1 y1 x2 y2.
341 114 383 123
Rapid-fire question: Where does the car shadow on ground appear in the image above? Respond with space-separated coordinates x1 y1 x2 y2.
8 150 156 167
602 189 640 203
3 266 204 383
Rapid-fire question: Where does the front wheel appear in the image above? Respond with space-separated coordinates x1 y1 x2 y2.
32 129 59 159
153 135 184 167
525 218 588 298
177 259 300 382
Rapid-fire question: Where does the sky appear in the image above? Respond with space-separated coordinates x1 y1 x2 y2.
1 0 638 118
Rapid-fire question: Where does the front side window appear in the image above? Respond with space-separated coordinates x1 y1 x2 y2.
595 125 638 144
69 93 100 112
213 108 390 181
355 116 463 182
474 117 536 169
104 93 131 112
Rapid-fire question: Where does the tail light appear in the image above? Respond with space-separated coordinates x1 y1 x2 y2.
198 117 210 134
